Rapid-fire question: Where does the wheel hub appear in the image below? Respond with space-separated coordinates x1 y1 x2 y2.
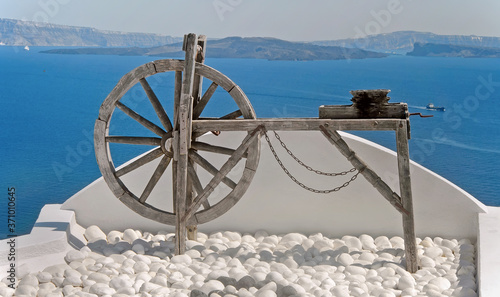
161 132 174 157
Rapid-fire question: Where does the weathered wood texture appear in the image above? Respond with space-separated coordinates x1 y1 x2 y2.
319 103 408 119
396 121 419 273
319 125 407 215
183 127 262 222
192 118 400 133
187 35 207 241
175 33 198 254
95 57 260 230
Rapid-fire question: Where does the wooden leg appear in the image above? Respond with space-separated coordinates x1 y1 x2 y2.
175 33 198 254
396 120 419 273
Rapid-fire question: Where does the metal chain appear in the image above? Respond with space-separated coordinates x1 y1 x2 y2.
263 129 360 194
271 130 357 176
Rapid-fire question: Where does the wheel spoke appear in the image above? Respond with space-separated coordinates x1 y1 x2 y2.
191 141 247 158
116 102 165 137
139 155 171 203
187 162 210 210
115 147 164 177
193 82 218 119
140 78 173 132
220 109 242 119
184 127 261 221
106 136 161 146
188 150 237 189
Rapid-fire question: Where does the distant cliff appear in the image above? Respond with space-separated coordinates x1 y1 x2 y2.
313 31 500 54
407 42 500 58
42 36 388 61
0 18 182 47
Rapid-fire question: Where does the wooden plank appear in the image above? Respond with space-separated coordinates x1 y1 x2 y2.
173 71 182 129
192 35 207 106
176 33 198 255
189 36 206 240
139 155 171 203
115 147 164 177
106 136 161 146
183 127 262 222
319 103 408 119
115 101 165 136
188 150 238 189
319 125 408 215
396 121 419 273
192 82 218 119
140 78 173 132
192 118 400 133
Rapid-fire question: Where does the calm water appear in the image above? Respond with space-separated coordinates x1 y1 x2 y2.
1 47 500 237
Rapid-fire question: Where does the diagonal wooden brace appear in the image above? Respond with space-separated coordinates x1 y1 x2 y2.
182 126 263 223
319 125 409 216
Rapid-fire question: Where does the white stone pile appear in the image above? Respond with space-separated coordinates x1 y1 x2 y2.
1 226 477 297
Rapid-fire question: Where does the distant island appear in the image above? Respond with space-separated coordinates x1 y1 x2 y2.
407 42 500 58
4 18 500 59
313 31 500 54
41 37 388 61
0 18 181 47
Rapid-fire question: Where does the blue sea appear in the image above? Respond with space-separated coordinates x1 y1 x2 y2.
1 47 500 238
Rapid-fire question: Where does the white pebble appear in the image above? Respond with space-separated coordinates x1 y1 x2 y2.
359 234 377 251
419 256 436 268
424 246 443 258
343 236 362 250
397 275 416 290
337 253 354 266
36 271 52 283
280 233 307 244
123 228 140 244
171 254 193 265
200 279 225 295
84 225 107 243
374 236 392 249
65 250 86 263
429 277 451 292
15 285 37 296
89 283 115 295
109 275 134 290
133 261 150 273
18 274 38 287
107 230 122 244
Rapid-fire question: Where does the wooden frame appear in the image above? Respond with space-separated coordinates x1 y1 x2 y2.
95 33 419 272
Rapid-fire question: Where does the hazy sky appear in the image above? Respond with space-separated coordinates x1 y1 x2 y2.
1 0 499 41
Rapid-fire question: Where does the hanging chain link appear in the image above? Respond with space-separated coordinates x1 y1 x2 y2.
272 130 357 176
262 128 360 194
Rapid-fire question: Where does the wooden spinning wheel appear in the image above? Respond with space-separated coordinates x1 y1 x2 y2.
94 35 260 228
95 33 420 272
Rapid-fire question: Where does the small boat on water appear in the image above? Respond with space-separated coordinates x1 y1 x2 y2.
426 103 445 111
24 45 30 51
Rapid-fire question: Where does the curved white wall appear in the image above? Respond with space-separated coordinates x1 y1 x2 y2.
62 131 487 240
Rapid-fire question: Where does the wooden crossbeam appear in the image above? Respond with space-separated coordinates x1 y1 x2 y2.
192 118 400 133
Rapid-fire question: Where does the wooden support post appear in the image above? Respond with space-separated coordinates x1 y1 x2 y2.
396 120 419 273
319 126 408 215
186 35 207 241
175 33 198 254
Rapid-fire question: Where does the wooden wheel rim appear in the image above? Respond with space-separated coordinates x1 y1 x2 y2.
95 59 260 225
